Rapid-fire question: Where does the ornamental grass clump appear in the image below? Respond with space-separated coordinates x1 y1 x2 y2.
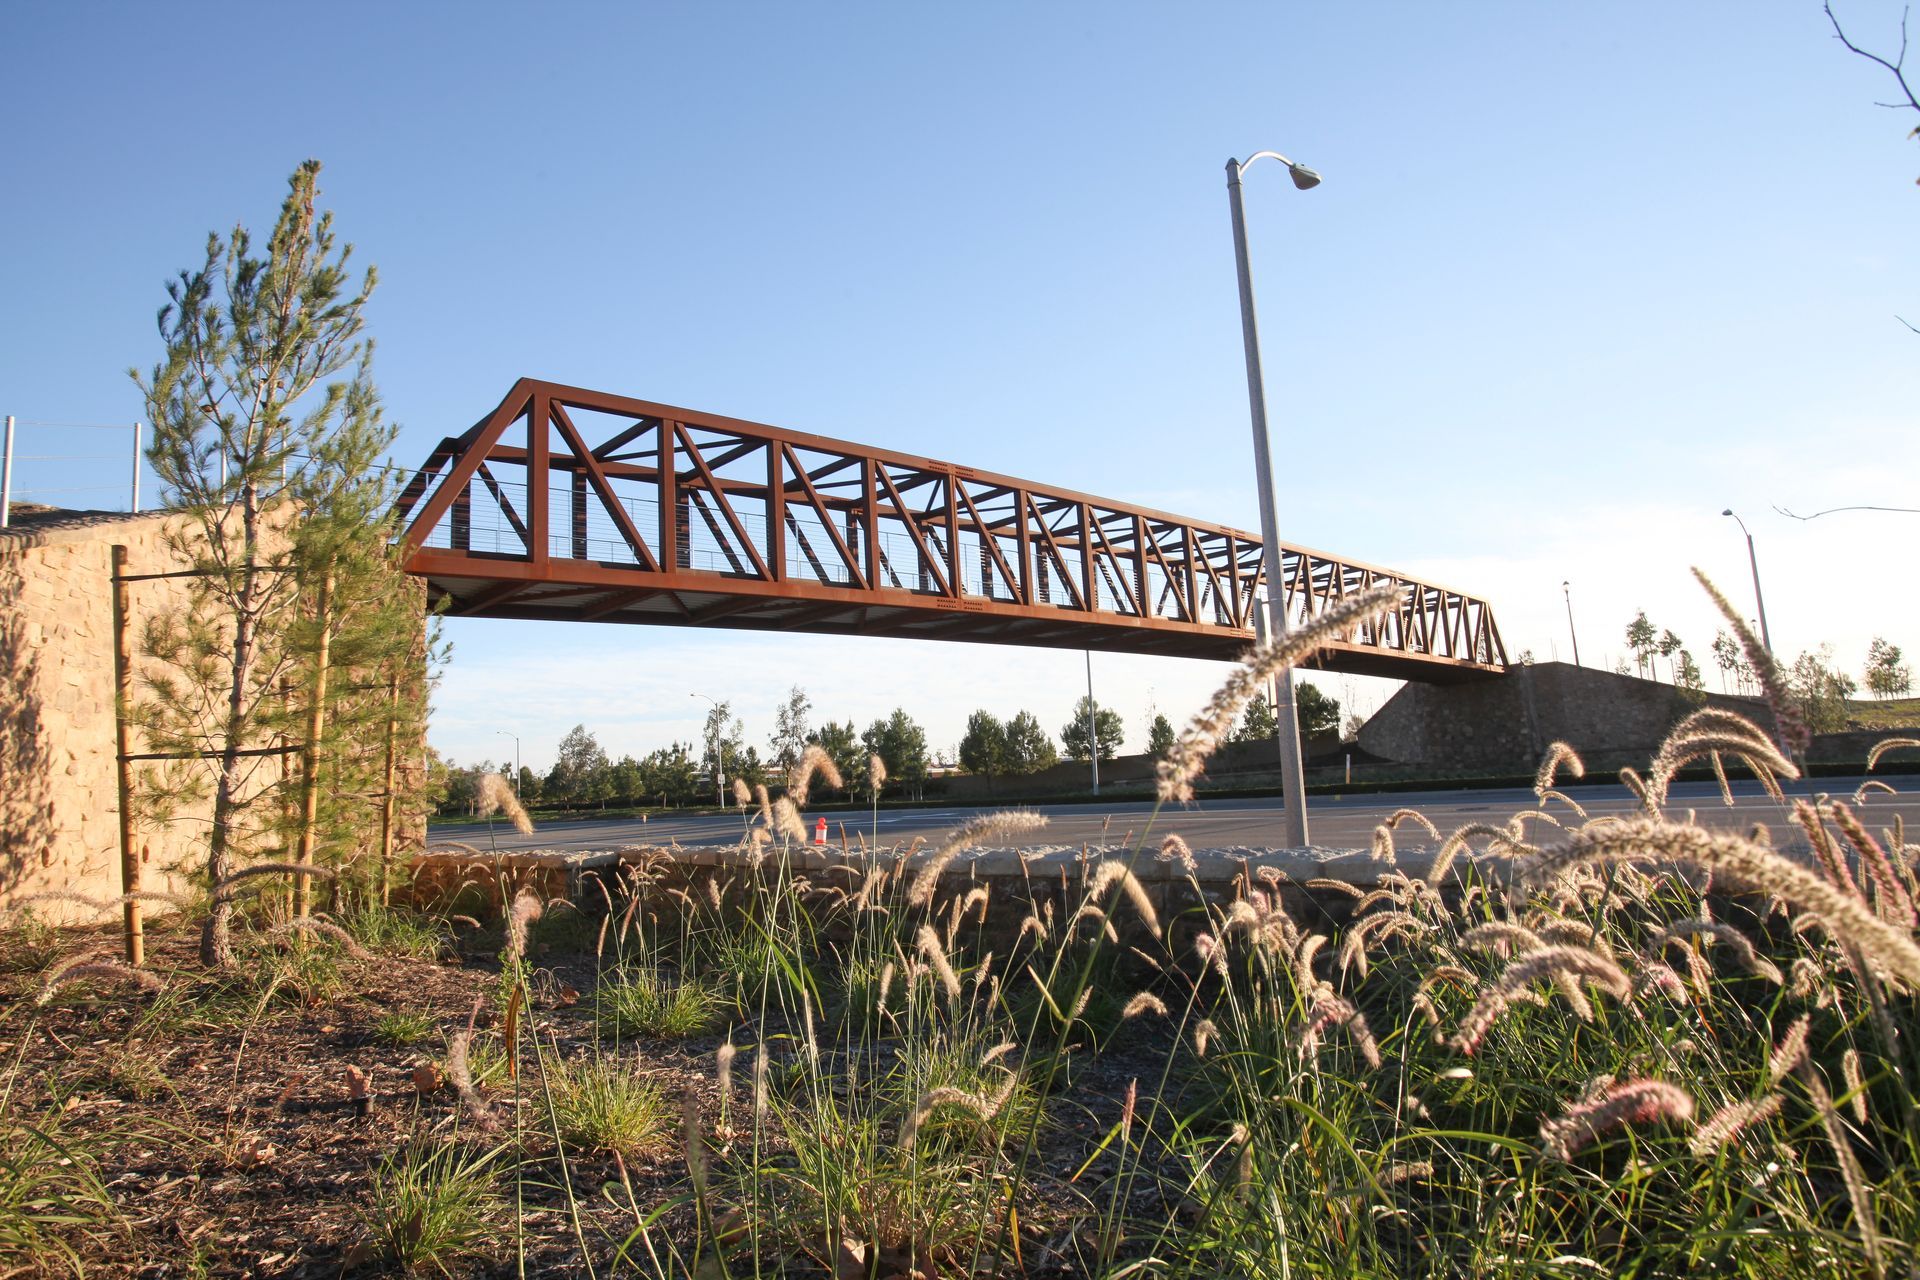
17 554 1918 1277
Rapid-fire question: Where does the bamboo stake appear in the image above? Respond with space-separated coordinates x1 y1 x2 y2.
293 569 335 918
378 666 400 907
110 546 142 966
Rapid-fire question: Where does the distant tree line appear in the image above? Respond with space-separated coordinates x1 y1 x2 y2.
435 684 937 814
1620 608 1912 736
436 675 1364 816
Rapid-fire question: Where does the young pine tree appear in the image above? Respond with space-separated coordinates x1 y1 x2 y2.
133 160 421 965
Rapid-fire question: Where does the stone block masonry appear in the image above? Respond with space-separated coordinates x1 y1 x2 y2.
0 509 244 923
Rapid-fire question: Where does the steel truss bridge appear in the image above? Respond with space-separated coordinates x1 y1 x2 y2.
396 380 1507 681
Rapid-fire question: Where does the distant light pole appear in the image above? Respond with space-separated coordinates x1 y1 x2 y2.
495 730 521 798
1721 509 1774 654
1226 150 1320 849
1083 650 1100 796
690 692 726 807
1562 580 1582 667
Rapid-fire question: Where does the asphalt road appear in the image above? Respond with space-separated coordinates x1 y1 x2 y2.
431 776 1919 854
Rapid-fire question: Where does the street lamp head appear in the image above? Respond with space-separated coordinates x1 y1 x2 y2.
1721 508 1734 518
1236 150 1323 191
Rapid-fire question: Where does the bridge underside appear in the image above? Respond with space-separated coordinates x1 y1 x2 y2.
398 380 1507 683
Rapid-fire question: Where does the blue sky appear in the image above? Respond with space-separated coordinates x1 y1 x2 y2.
3 2 1915 772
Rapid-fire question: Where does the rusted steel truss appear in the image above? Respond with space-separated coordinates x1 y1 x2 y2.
396 380 1506 680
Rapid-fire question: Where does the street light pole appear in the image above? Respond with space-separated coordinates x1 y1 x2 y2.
1721 509 1774 654
1562 580 1582 667
691 692 726 807
495 730 521 798
1227 151 1320 849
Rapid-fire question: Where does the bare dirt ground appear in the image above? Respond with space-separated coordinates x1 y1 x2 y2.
1 916 1172 1278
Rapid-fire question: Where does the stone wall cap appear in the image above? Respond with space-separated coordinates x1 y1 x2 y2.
0 506 177 553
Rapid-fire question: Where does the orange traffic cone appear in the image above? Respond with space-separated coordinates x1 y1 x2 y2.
814 816 828 845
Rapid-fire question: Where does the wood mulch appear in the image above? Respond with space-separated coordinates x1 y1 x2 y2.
0 916 1185 1278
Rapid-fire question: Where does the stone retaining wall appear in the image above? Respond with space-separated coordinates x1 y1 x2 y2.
1 510 214 922
1359 661 1778 773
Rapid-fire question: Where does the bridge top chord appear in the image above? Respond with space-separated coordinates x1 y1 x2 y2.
396 379 1507 681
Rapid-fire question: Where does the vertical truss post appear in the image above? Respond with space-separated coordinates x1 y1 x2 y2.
528 395 549 564
862 459 879 588
659 421 679 571
943 473 961 598
766 444 785 581
1014 489 1032 605
1079 503 1096 613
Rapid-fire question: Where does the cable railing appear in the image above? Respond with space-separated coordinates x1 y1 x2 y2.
0 416 146 528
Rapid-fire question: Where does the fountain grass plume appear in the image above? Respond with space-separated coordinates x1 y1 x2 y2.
1293 933 1328 990
476 772 534 835
867 753 887 793
1692 568 1807 754
786 743 843 807
506 887 544 965
1430 823 1538 886
37 958 163 1005
270 916 373 960
1651 920 1783 984
446 1031 499 1132
900 1082 1013 1150
1842 1046 1868 1123
771 796 809 845
916 924 962 999
210 861 337 904
1830 800 1918 927
1539 1079 1695 1161
1855 779 1898 804
1767 1014 1811 1085
1647 722 1796 807
1513 817 1920 990
905 809 1048 907
1158 833 1197 873
1451 945 1632 1054
1157 584 1400 803
1337 910 1425 980
15 888 189 917
1370 825 1396 863
1799 1059 1884 1273
1086 859 1162 940
1305 988 1382 1069
1534 742 1585 798
731 777 751 807
947 886 991 943
1191 1018 1218 1057
1690 1093 1784 1158
1385 808 1443 841
1461 921 1545 957
1122 992 1169 1019
1867 737 1920 771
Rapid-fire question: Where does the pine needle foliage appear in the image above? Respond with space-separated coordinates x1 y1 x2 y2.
130 160 436 964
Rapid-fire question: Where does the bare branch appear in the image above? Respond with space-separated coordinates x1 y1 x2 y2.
1828 2 1920 113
